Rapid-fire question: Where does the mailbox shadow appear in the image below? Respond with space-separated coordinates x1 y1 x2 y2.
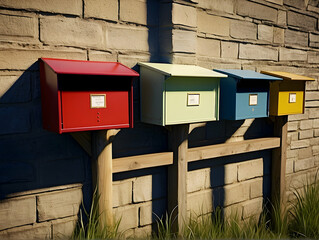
0 62 92 213
188 117 273 220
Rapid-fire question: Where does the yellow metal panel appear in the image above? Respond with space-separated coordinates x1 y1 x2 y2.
261 71 315 81
277 91 304 115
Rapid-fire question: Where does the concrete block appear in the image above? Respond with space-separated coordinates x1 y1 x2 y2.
84 0 117 21
0 196 36 230
287 148 298 159
0 13 36 39
0 106 31 135
313 119 319 128
88 50 117 62
237 0 277 22
286 159 294 174
0 48 86 70
187 189 213 215
52 216 77 239
313 145 319 155
223 202 243 218
309 33 319 48
139 199 166 226
298 147 313 159
118 53 150 68
40 17 104 48
306 80 319 91
113 204 138 232
299 130 313 139
37 188 82 222
290 139 310 149
308 108 319 119
294 158 315 172
0 0 82 15
306 92 319 101
287 11 316 30
279 48 307 61
197 38 220 57
171 53 197 65
300 119 313 130
310 137 319 146
211 163 238 187
221 41 238 58
230 20 257 40
308 52 319 64
308 4 319 14
107 25 149 51
0 74 31 104
284 0 306 9
250 178 263 199
134 225 152 238
288 121 298 131
285 29 308 47
172 3 196 27
265 0 283 5
198 0 235 14
113 179 132 207
242 197 263 219
258 25 273 42
172 29 196 53
0 222 51 240
238 158 263 181
187 168 210 193
120 0 146 25
273 27 284 44
288 113 308 121
133 175 152 203
314 129 319 137
277 10 286 25
197 11 230 36
214 182 250 207
239 44 278 61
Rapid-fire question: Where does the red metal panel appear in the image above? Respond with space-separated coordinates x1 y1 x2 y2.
61 91 130 132
41 58 139 77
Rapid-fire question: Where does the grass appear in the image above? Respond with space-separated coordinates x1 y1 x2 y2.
72 178 319 239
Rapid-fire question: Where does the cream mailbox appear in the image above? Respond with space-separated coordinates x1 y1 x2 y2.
138 62 227 126
261 71 315 116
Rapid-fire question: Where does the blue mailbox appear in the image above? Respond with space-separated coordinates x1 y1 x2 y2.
214 69 282 120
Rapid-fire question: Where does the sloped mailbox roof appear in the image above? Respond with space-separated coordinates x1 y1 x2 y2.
214 69 282 81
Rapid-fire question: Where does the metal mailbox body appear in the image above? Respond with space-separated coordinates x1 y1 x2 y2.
214 69 282 120
261 71 315 116
39 58 139 134
138 63 227 126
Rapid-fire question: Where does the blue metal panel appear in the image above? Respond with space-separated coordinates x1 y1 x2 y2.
219 76 237 120
214 69 282 81
235 91 269 120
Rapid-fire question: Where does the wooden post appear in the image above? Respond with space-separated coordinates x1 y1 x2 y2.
271 115 288 212
167 124 189 235
92 129 119 227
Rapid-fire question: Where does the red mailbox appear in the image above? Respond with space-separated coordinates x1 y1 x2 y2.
39 58 139 133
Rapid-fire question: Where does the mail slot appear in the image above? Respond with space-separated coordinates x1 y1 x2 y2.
214 69 282 120
39 58 139 133
138 62 227 126
261 71 315 116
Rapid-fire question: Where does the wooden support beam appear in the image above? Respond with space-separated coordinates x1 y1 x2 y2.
271 116 288 211
113 152 173 173
188 137 281 162
167 124 189 235
92 129 119 227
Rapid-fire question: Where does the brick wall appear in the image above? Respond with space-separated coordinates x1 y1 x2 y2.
0 0 318 238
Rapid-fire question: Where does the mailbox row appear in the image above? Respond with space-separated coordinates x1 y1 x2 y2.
39 58 314 134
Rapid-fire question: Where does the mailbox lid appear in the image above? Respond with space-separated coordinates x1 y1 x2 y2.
41 58 139 77
139 62 227 78
260 71 315 81
214 69 282 81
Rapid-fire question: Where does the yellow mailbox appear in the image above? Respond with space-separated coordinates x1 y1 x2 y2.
261 71 315 116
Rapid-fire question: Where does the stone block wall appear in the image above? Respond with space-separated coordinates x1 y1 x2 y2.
0 0 319 238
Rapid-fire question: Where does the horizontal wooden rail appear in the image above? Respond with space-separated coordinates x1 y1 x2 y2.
113 152 173 173
188 137 281 162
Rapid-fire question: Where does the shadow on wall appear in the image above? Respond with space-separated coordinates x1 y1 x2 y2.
0 62 92 214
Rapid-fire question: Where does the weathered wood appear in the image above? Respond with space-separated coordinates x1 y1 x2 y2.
113 152 173 173
271 116 288 211
188 137 281 162
70 132 92 156
167 124 189 235
92 129 119 227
